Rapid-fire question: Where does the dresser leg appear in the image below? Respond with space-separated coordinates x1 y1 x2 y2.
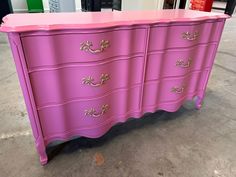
36 139 48 165
195 96 203 110
39 151 48 165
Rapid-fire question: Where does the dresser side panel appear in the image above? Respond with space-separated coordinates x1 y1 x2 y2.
7 33 47 164
196 19 227 100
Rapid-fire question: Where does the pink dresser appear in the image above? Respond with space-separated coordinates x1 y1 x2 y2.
0 10 229 165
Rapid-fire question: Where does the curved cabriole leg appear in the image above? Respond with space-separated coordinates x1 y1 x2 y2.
36 139 48 165
195 96 203 110
39 151 48 165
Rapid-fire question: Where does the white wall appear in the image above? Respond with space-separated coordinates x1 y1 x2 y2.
11 0 28 12
11 0 176 13
11 0 81 13
122 0 164 11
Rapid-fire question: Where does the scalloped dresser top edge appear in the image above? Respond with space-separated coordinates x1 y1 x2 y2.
0 9 229 32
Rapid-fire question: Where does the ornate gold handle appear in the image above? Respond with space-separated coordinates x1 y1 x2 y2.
82 73 110 87
182 32 199 41
84 104 109 117
171 86 184 94
176 59 192 68
80 40 110 54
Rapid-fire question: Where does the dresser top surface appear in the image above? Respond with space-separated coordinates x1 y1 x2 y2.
0 10 229 32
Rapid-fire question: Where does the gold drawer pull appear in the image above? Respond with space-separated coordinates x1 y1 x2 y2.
176 59 192 68
171 86 184 94
80 40 110 54
85 104 109 117
82 73 110 87
182 32 199 41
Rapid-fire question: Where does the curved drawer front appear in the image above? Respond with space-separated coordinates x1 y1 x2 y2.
37 86 141 141
21 28 147 69
30 56 144 107
143 70 209 107
149 20 224 51
146 43 217 81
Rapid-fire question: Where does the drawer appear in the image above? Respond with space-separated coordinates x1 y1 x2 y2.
30 56 144 107
149 20 225 51
38 86 141 141
21 28 147 69
142 70 209 107
146 43 217 81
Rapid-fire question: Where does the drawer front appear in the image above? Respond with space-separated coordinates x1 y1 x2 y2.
21 28 147 69
143 70 208 107
30 56 144 107
146 43 217 81
38 86 141 141
149 20 224 51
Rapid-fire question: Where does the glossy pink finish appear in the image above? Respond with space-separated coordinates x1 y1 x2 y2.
39 86 141 144
21 27 147 69
146 43 218 80
0 10 228 165
149 20 225 51
7 33 48 165
30 56 144 107
143 70 208 107
0 10 229 32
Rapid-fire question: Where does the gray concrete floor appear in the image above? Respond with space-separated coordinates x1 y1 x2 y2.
0 14 236 177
